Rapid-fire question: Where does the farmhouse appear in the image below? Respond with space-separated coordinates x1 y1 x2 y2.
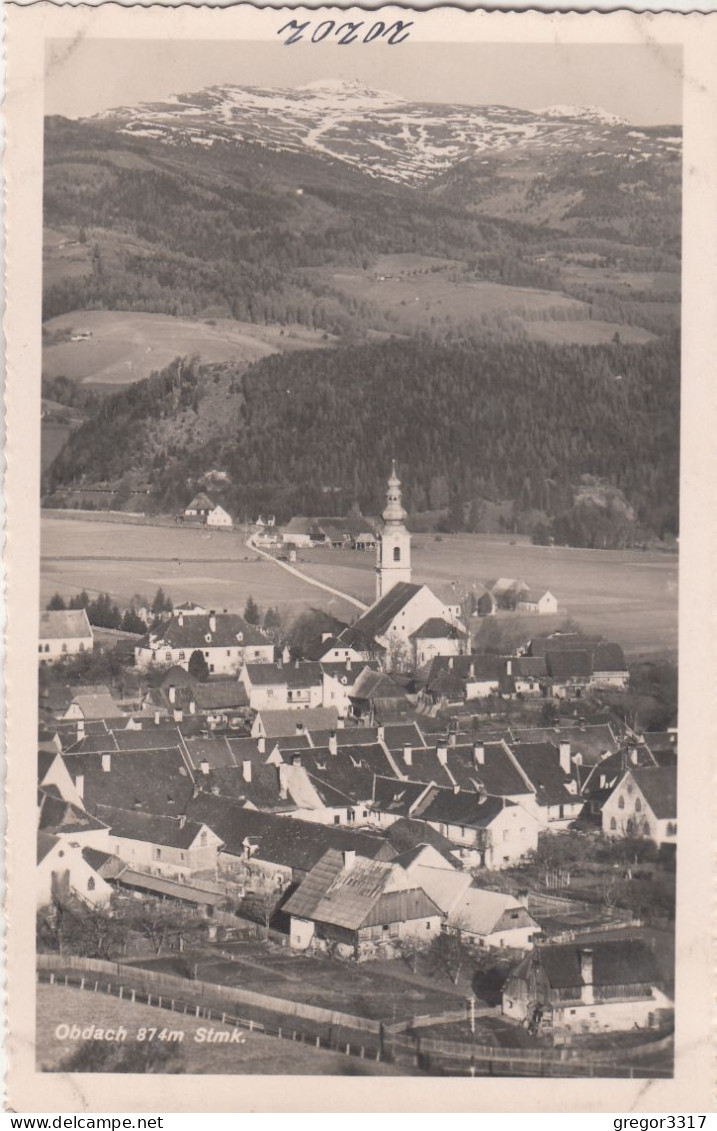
37 831 113 910
283 848 443 956
502 940 671 1033
39 609 93 662
183 492 215 520
516 589 559 616
92 805 223 882
206 504 233 528
601 766 677 845
411 788 540 868
135 611 274 674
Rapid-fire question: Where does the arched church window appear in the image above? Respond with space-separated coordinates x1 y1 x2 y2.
393 546 401 562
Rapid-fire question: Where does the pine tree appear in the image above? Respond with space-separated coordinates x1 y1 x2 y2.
244 596 260 625
47 593 66 611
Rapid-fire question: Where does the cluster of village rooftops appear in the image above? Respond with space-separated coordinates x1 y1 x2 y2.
37 467 676 1037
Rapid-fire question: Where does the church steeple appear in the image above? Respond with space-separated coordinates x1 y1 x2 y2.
376 462 412 600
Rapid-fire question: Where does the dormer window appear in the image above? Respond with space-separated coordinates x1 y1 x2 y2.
237 632 243 642
205 634 212 644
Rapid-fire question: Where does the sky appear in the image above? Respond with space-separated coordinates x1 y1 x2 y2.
45 40 682 125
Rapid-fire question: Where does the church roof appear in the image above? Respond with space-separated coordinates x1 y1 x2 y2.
345 583 423 642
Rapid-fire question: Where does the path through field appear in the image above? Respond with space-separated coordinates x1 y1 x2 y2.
246 534 368 612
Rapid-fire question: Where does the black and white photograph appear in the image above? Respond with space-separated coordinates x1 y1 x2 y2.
5 4 715 1111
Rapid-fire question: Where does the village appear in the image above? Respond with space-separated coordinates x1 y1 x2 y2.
37 467 676 1077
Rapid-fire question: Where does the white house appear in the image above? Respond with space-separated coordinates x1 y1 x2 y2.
37 831 113 909
135 611 274 674
39 609 93 663
415 789 541 869
92 806 223 882
516 589 559 616
601 766 677 846
206 504 233 528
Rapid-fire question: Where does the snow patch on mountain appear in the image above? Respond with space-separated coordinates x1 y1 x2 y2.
536 104 628 127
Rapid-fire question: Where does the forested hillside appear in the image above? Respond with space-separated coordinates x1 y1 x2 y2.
44 334 679 545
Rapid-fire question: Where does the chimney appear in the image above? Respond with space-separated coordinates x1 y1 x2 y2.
292 754 302 767
257 736 266 755
179 814 187 829
168 685 176 704
436 745 447 766
506 659 512 676
209 612 217 633
448 657 454 671
74 774 84 801
630 747 639 766
242 760 252 783
448 732 456 748
278 763 289 800
402 744 413 767
189 699 196 715
343 849 356 870
76 719 85 739
477 783 487 803
468 662 474 679
473 743 485 767
579 948 594 1004
328 732 338 756
101 753 111 773
452 784 461 795
337 717 345 729
200 759 210 776
173 709 183 723
346 659 352 673
295 721 305 736
154 711 161 726
377 725 385 742
178 614 184 627
559 741 572 775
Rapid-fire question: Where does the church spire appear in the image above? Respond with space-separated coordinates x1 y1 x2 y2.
376 462 412 600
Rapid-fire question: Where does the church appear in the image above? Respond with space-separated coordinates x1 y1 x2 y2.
335 463 468 671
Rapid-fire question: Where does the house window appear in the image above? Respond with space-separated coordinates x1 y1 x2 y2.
79 643 84 652
61 643 68 653
389 922 400 939
180 852 185 861
154 848 162 860
165 652 172 662
87 877 95 891
333 815 341 825
204 651 210 658
38 644 42 653
667 822 677 836
178 652 185 661
227 650 231 657
610 817 617 830
200 831 207 846
635 798 642 812
254 650 261 658
425 921 432 930
393 547 401 562
618 795 625 809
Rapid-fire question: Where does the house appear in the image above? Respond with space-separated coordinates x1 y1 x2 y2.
91 806 223 882
502 940 672 1033
601 766 677 845
251 706 339 740
240 661 326 713
579 743 657 817
37 832 113 909
206 504 233 528
61 688 125 721
545 651 593 699
135 611 274 674
409 618 468 668
509 657 547 697
348 667 410 722
508 742 585 828
60 747 197 818
516 589 558 616
422 655 504 704
184 795 395 886
589 643 630 690
283 849 443 956
410 787 540 868
183 493 215 520
39 609 93 663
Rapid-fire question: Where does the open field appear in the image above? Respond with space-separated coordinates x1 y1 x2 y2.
41 518 677 655
293 533 678 657
40 515 361 623
315 254 657 345
36 984 383 1074
42 310 333 387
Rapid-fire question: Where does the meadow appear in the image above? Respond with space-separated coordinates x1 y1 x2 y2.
41 516 677 656
36 984 380 1075
42 310 332 387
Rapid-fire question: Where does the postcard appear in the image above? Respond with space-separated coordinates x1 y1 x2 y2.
4 2 716 1113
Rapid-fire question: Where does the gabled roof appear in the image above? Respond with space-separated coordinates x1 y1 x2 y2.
188 682 249 711
185 492 214 511
372 776 430 816
146 614 271 650
185 796 394 872
511 723 619 767
545 650 592 680
534 939 659 989
528 633 604 658
62 748 195 816
344 582 423 642
410 618 466 641
442 742 533 798
416 788 514 828
95 805 217 850
38 790 109 835
284 662 324 689
255 707 339 738
38 831 61 864
449 885 530 935
509 743 579 807
511 657 547 678
350 667 407 703
629 766 677 819
382 817 458 864
243 664 288 687
68 692 124 720
40 609 93 641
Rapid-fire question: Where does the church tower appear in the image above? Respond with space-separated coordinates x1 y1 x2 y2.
376 461 412 601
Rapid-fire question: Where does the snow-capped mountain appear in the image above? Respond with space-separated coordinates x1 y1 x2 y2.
95 80 677 185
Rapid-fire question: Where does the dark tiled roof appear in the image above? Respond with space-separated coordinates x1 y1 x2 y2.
591 642 628 672
63 748 195 816
40 609 93 640
536 939 659 990
410 618 465 641
444 743 532 798
186 492 214 511
630 766 677 819
417 788 514 828
284 663 324 689
310 726 378 748
96 805 214 850
344 582 422 641
384 722 427 750
192 682 249 710
512 657 547 678
184 796 394 873
382 818 457 864
38 831 60 864
509 743 578 807
545 651 593 680
243 664 287 686
528 633 604 658
371 776 430 816
38 790 109 835
255 708 339 738
185 736 237 771
148 614 271 650
511 724 619 767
